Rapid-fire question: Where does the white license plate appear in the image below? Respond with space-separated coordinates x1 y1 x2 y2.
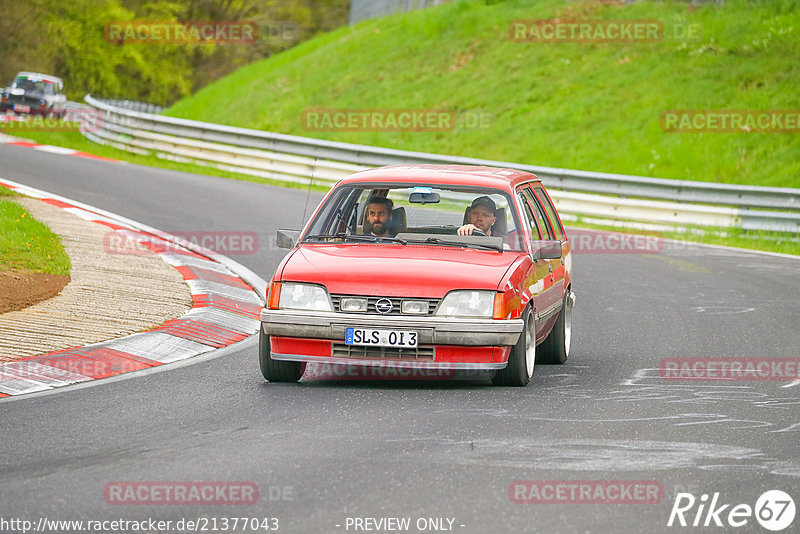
14 105 30 113
345 328 418 348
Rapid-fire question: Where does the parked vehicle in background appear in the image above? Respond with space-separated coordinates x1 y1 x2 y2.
0 72 67 118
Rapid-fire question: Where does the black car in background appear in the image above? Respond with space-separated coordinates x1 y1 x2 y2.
1 72 67 118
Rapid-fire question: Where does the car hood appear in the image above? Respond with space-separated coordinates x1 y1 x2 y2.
281 244 522 297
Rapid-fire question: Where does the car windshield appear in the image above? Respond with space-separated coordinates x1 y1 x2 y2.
12 77 55 94
303 183 525 252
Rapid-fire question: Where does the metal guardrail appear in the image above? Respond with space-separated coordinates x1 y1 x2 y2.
349 0 452 25
348 0 727 24
98 99 164 115
81 95 800 234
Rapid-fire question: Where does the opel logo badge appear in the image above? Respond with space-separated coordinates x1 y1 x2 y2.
375 298 393 314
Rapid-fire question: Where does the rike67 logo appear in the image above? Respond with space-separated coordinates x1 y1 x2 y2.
668 490 795 531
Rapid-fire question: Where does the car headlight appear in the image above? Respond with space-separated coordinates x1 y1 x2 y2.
435 290 495 318
278 283 332 311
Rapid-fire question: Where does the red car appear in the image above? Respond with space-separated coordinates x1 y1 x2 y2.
260 165 574 386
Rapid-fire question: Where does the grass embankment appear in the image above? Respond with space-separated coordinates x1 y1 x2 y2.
0 187 71 276
165 0 800 188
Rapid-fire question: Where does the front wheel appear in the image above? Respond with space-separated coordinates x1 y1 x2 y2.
259 328 304 382
492 306 535 386
537 290 573 364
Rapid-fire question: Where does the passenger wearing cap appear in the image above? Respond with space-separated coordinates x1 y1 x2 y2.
457 196 497 236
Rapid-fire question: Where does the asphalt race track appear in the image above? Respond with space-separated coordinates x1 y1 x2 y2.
1 143 799 533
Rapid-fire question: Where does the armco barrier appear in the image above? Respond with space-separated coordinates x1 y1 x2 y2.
80 95 800 234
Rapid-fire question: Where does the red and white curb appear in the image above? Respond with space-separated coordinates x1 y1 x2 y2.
0 177 267 397
0 132 120 163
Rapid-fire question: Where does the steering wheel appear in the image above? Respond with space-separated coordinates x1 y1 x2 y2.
471 229 488 237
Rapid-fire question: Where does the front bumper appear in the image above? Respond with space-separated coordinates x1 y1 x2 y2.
260 309 524 347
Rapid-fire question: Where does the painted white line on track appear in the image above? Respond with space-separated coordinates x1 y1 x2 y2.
33 145 77 155
107 332 215 364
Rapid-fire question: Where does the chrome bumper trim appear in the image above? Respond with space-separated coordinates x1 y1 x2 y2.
261 309 524 346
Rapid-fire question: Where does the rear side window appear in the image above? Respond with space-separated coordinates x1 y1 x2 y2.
531 185 564 241
516 192 542 240
521 187 554 240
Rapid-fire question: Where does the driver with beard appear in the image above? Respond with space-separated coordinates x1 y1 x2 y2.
364 196 394 237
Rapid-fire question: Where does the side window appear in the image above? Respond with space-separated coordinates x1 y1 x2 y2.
522 188 555 240
516 192 542 240
532 185 564 241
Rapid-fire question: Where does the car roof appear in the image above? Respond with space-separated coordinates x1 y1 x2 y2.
15 72 63 84
338 164 540 191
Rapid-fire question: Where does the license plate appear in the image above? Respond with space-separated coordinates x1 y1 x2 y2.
14 104 30 113
345 328 418 348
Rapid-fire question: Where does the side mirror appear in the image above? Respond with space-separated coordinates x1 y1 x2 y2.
276 229 300 249
531 240 562 261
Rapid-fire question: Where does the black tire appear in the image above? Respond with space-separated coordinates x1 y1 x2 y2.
259 328 304 382
537 290 573 365
492 306 535 386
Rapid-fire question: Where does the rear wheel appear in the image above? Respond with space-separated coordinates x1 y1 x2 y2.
259 328 304 382
537 290 573 364
492 306 535 386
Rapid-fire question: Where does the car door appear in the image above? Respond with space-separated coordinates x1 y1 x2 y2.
530 183 570 292
518 185 564 341
515 185 561 341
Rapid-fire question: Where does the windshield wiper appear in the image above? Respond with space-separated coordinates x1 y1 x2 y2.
406 237 503 253
303 232 348 241
303 233 407 245
344 234 407 245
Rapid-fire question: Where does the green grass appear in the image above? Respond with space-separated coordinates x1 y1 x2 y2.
0 196 71 276
164 0 800 188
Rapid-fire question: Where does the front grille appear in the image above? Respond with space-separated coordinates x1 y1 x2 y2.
331 343 435 361
330 294 441 316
